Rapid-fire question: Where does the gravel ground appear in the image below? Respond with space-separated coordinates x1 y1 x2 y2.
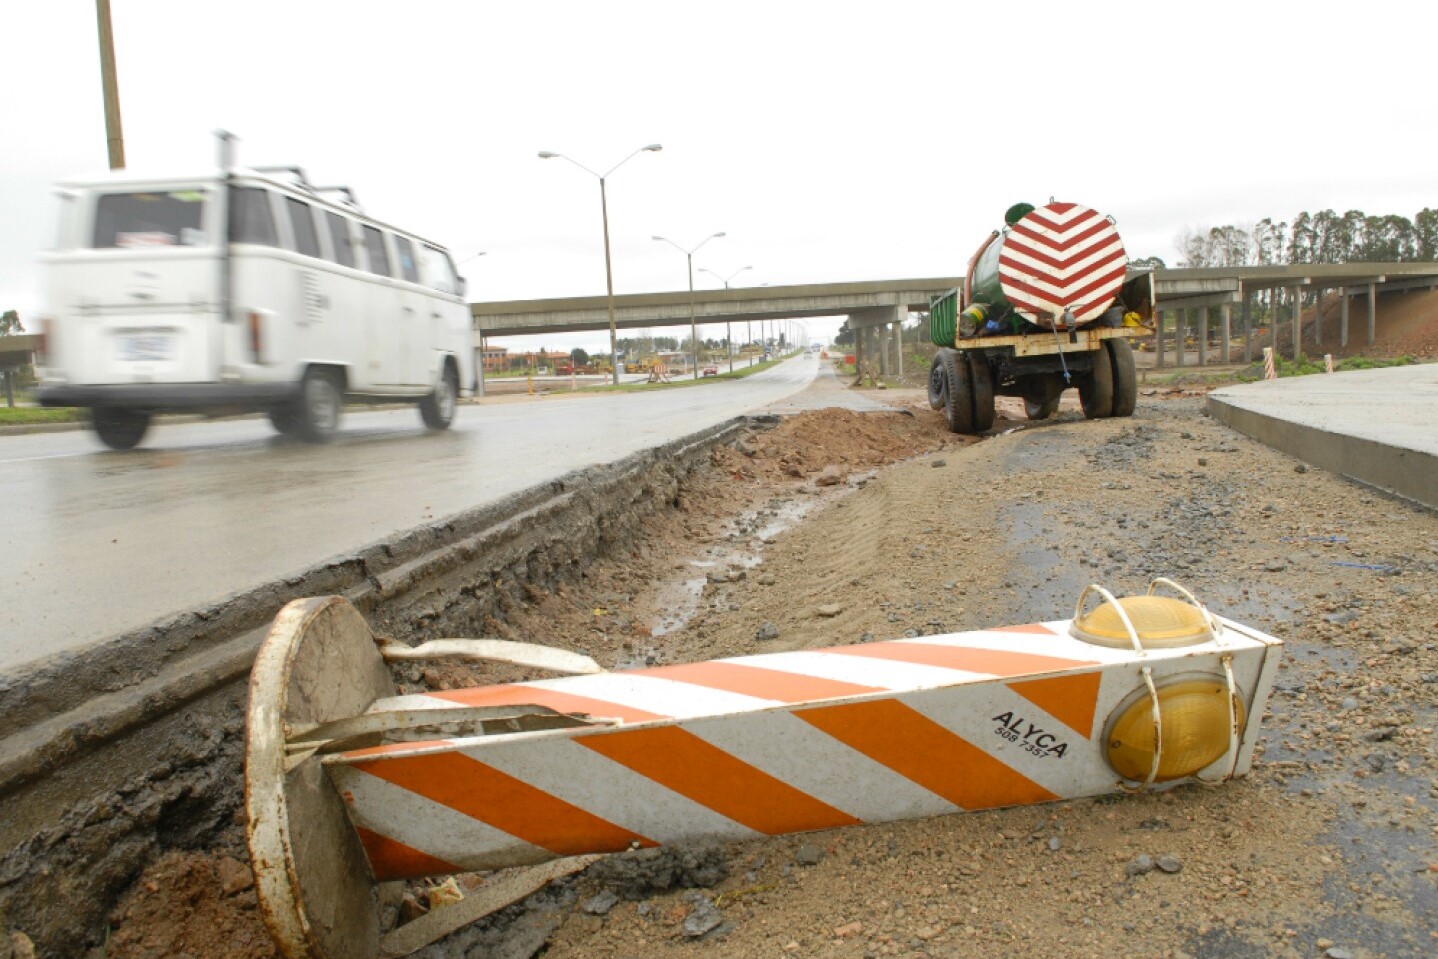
89 390 1438 959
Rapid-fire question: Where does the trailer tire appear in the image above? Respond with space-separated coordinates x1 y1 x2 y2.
295 367 342 442
1079 348 1114 419
92 408 151 450
420 361 459 431
940 349 974 434
1022 376 1062 420
926 354 948 411
968 354 995 432
1108 339 1138 417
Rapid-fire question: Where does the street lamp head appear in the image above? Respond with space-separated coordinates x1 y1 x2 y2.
714 232 727 239
643 144 663 152
651 235 666 242
537 151 559 159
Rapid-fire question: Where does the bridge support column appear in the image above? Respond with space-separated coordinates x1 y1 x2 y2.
1313 289 1323 346
477 335 487 399
1367 283 1376 346
1340 290 1349 347
1220 302 1232 364
892 316 904 378
1198 307 1209 366
1241 294 1252 364
1175 311 1186 367
878 326 891 377
1270 291 1279 360
1292 289 1302 360
1155 310 1166 368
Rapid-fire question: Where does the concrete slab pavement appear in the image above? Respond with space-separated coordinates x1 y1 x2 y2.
1207 364 1438 509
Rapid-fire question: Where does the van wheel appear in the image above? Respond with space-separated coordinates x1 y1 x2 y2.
420 363 458 431
296 368 341 442
92 408 151 450
268 407 301 436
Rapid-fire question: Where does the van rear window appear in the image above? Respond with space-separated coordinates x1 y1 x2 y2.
92 191 207 248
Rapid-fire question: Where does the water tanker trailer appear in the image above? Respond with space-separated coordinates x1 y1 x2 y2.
928 201 1155 433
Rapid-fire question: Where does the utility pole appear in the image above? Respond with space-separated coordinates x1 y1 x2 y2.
96 0 125 169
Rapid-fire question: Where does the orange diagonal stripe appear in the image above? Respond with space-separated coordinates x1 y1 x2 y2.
578 726 862 835
1008 672 1103 739
429 684 664 724
638 661 882 702
823 641 1089 677
354 752 654 856
796 699 1059 810
353 825 462 881
991 623 1057 635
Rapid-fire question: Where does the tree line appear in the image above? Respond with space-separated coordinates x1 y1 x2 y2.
1168 208 1438 268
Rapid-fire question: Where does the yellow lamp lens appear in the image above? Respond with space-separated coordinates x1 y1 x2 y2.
1070 596 1214 649
1104 677 1245 782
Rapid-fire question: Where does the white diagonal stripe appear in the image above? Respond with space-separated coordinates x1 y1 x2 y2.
724 649 992 690
327 762 556 871
686 710 961 823
462 735 763 844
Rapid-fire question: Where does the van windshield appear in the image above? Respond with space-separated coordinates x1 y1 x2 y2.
92 190 209 249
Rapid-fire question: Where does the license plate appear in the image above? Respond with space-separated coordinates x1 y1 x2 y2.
116 332 175 362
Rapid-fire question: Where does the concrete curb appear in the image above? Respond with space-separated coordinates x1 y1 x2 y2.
1207 389 1437 511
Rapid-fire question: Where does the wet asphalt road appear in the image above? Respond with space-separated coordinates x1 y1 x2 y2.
0 356 822 673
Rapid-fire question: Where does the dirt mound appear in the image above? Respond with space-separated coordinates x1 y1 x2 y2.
712 408 968 483
103 851 276 959
1310 287 1438 359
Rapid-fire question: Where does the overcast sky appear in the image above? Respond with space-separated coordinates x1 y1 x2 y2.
2 0 1433 351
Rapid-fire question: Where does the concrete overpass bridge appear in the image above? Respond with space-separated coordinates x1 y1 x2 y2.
470 262 1438 377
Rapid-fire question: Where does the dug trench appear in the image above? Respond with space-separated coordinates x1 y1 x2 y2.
10 394 1438 959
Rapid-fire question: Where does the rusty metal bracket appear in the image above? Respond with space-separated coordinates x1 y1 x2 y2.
375 636 603 675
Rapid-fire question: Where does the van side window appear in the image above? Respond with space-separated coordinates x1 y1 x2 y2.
394 236 419 283
228 187 278 246
362 225 391 277
285 197 321 258
325 212 355 268
418 245 459 295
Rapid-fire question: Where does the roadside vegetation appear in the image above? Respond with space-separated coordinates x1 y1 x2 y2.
581 351 801 393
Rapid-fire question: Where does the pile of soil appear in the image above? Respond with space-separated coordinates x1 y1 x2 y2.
1311 288 1438 359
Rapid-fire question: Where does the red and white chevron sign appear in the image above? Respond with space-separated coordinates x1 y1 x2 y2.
999 202 1128 327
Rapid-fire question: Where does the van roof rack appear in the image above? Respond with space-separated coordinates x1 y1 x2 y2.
252 165 316 192
313 186 363 212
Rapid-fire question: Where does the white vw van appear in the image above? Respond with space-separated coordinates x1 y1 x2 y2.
37 147 474 449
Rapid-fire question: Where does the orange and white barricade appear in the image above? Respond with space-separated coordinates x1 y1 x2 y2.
246 582 1282 959
1263 347 1277 380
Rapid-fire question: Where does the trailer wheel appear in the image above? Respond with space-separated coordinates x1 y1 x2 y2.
1022 376 1062 420
92 408 151 450
296 367 342 442
420 361 459 430
1079 349 1114 419
940 349 974 434
1108 339 1138 418
926 354 948 411
968 354 995 432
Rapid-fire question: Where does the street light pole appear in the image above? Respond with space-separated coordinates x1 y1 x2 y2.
698 265 752 374
539 144 662 386
654 233 725 379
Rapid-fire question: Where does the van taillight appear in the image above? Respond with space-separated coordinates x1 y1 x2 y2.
248 312 263 363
